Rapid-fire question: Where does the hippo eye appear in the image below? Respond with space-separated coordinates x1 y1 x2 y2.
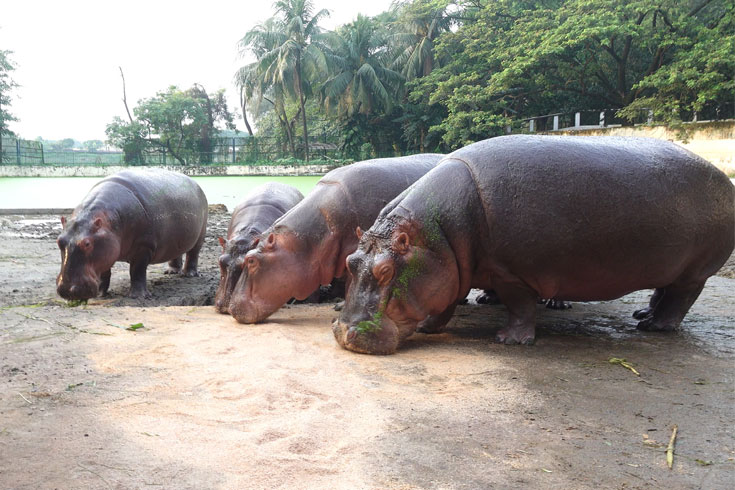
373 261 395 287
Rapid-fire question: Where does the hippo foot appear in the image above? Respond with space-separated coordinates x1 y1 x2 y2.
333 301 344 311
495 326 535 345
129 288 152 299
632 307 653 320
164 267 181 275
545 299 571 310
181 269 200 278
636 318 677 332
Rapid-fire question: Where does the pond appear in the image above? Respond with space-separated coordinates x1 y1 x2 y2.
0 175 323 211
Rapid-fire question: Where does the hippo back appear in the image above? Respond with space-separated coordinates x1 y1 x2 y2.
446 135 734 295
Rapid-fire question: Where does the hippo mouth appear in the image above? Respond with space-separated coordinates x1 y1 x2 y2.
56 276 100 301
332 317 410 355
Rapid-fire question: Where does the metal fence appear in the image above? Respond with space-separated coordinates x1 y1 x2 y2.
510 103 735 134
0 135 357 166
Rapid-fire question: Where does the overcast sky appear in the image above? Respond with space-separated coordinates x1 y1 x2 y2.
1 0 395 142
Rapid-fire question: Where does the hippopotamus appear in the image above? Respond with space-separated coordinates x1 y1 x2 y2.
214 182 304 313
228 154 444 323
56 169 208 300
334 136 734 354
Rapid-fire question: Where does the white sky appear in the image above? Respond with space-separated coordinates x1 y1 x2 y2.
1 0 395 142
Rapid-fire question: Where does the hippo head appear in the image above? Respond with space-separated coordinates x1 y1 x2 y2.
228 229 318 323
214 234 259 314
56 213 120 301
333 218 459 354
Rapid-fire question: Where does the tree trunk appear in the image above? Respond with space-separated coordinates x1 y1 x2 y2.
239 87 254 136
295 56 310 162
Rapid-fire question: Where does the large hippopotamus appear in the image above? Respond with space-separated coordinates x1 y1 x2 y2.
334 136 734 354
228 154 444 323
214 182 304 313
56 169 208 300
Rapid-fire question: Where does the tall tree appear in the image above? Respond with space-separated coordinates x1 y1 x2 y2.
390 0 453 81
106 85 234 165
0 49 19 161
238 0 329 162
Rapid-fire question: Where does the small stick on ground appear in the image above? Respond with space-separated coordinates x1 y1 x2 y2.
666 425 678 469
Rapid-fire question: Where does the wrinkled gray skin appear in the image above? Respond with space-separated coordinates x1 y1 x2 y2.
214 183 303 313
57 169 208 300
228 154 444 324
335 136 735 354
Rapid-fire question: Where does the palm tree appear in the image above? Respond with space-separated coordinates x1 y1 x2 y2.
238 0 328 162
320 15 404 119
390 0 453 81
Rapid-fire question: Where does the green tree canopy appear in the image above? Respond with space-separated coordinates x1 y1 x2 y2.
106 85 234 165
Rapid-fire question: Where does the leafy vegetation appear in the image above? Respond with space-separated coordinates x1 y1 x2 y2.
235 0 733 158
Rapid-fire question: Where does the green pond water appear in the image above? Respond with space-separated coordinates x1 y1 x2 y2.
0 176 322 212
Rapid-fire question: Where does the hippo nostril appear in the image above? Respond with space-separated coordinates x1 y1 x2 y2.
69 285 79 295
346 329 357 342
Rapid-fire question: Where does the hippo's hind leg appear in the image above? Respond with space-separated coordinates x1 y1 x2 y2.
100 269 112 296
165 256 182 275
493 282 538 345
636 281 706 332
632 288 664 320
182 233 205 278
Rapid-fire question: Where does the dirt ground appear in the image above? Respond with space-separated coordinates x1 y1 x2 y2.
1 211 734 489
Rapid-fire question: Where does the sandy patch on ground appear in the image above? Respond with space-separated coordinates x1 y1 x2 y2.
1 212 734 489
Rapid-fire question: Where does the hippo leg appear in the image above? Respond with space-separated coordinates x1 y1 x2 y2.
165 256 183 275
493 284 537 345
636 282 705 331
632 288 664 320
129 251 153 299
416 303 458 334
181 237 204 278
100 270 112 296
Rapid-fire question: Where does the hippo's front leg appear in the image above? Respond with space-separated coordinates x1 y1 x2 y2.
128 250 153 299
493 283 537 345
416 302 458 334
100 270 112 296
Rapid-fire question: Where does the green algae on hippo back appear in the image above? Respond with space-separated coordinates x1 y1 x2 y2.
333 135 735 354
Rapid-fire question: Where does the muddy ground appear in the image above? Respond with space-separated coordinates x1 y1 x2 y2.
1 211 734 489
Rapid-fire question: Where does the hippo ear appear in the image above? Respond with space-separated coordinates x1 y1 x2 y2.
355 227 363 240
393 232 411 255
91 217 103 232
60 216 67 228
218 236 226 250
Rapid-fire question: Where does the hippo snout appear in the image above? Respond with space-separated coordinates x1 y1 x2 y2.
332 319 401 355
56 279 99 301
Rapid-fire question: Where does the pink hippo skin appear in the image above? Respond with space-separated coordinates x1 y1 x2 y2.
228 154 444 324
334 135 734 354
214 182 303 313
56 169 208 300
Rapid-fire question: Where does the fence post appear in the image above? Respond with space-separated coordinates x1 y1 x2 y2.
574 112 581 128
232 138 236 164
16 139 21 165
599 111 605 127
505 124 512 135
553 115 559 131
529 119 535 132
647 110 653 124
